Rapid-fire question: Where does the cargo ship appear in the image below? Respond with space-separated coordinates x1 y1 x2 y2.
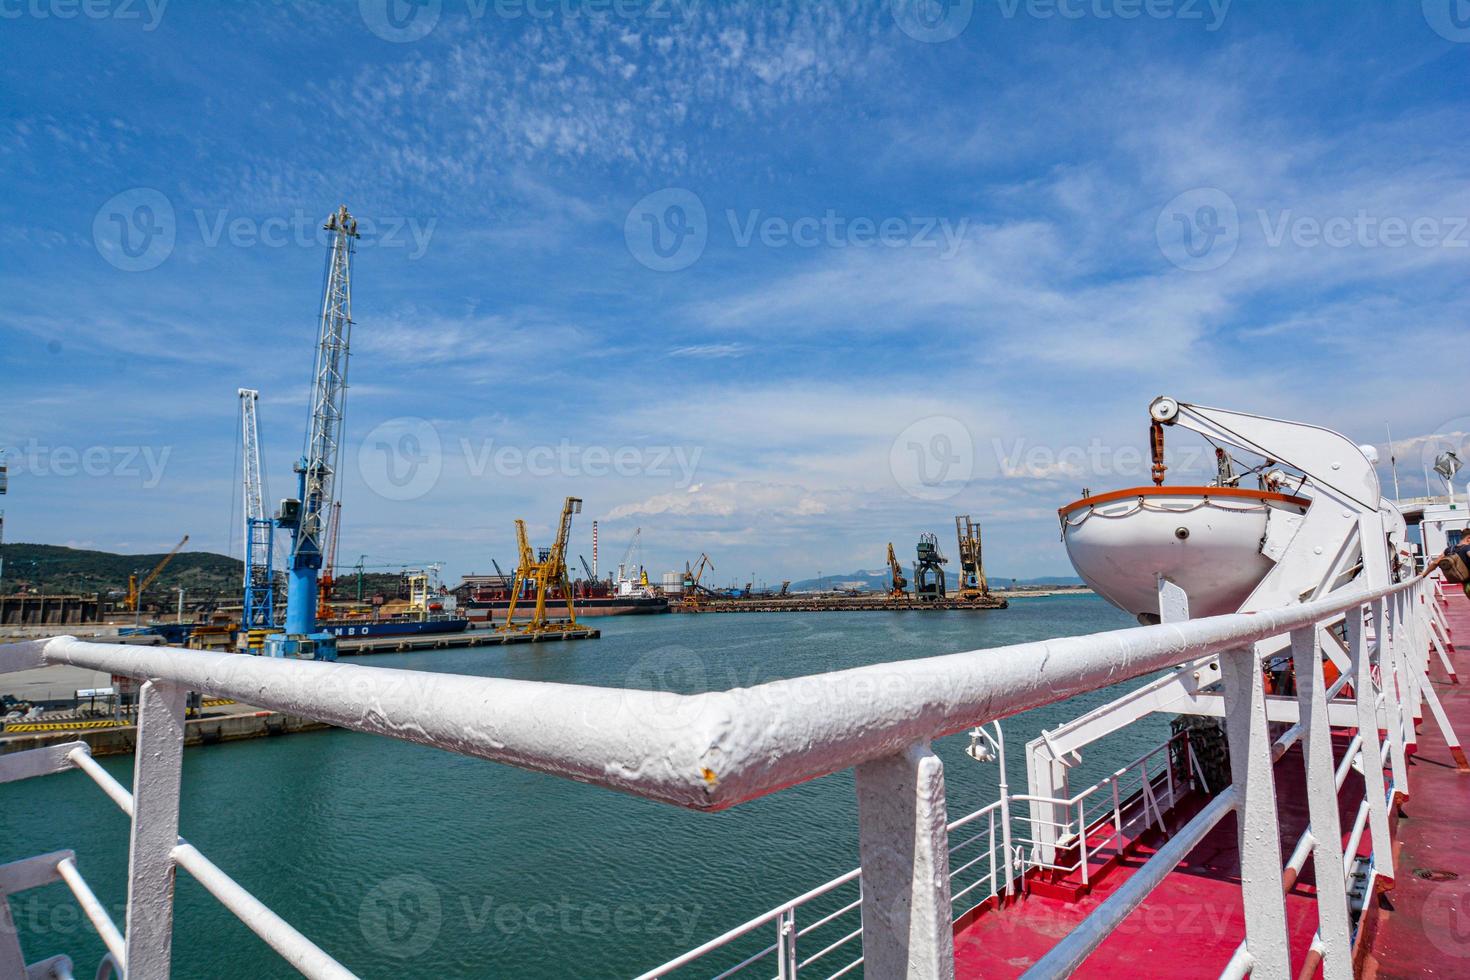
317 615 469 640
454 573 669 622
320 568 470 639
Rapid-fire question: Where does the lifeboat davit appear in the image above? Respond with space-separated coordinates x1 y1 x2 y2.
1059 486 1311 622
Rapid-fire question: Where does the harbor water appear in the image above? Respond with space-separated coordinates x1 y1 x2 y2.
2 595 1165 978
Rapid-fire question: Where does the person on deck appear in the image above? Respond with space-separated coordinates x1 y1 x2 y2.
1422 538 1470 598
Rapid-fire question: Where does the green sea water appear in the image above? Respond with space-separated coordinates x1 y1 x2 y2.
2 595 1169 978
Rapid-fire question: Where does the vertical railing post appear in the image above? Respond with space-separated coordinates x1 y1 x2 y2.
777 907 797 979
987 808 998 903
1290 626 1352 979
998 768 1014 899
1221 645 1291 978
1374 597 1409 798
1397 593 1423 735
124 679 187 977
1078 798 1091 887
854 742 956 979
1111 779 1122 836
1348 602 1394 886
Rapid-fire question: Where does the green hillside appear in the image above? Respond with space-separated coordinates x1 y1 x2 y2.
0 543 406 600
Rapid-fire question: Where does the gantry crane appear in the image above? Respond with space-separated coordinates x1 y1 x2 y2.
275 205 358 658
886 542 909 598
125 535 189 613
682 553 714 605
500 497 583 633
238 389 276 629
954 515 989 599
914 532 948 601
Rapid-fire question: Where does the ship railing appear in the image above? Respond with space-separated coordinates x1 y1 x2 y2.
0 574 1443 978
638 796 1028 979
636 733 1199 977
1007 733 1191 889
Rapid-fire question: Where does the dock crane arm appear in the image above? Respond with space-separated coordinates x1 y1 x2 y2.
616 528 641 583
126 534 189 611
544 497 582 624
887 542 909 598
503 520 534 628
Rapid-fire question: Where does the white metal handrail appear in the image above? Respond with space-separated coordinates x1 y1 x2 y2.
639 732 1194 977
0 574 1445 978
3 583 1416 810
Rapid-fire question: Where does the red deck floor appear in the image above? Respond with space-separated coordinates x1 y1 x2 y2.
1360 589 1470 978
952 588 1470 978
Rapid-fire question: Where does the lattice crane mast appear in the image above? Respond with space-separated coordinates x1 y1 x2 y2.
955 515 989 598
682 553 714 605
278 205 357 649
317 501 342 621
886 542 909 598
238 389 276 628
125 535 189 612
615 527 642 588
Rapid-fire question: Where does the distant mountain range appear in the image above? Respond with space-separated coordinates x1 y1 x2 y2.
0 543 401 599
786 570 1083 592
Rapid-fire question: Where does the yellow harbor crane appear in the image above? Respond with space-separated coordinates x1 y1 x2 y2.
501 497 583 634
955 515 989 598
886 541 910 598
125 534 189 612
681 552 714 606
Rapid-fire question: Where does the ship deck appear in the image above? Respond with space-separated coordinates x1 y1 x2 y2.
951 588 1470 978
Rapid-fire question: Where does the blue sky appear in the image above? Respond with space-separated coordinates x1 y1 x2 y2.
2 0 1468 586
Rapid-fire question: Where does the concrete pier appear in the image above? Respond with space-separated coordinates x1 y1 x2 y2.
337 625 600 655
1 708 330 758
675 596 1008 613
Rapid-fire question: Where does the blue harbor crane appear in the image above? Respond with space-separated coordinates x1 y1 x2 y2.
268 205 358 659
238 388 276 631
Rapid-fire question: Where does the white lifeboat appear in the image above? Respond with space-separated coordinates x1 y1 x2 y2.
1060 486 1310 622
